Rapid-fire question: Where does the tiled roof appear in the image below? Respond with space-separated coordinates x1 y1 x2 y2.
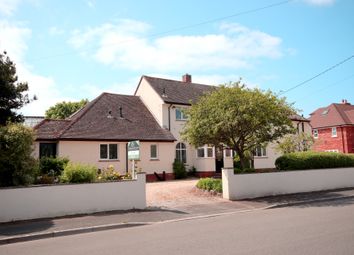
34 119 71 140
290 114 310 122
310 103 354 128
35 93 175 141
141 75 216 105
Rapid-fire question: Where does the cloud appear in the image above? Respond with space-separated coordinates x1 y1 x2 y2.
49 26 65 36
303 0 335 6
0 0 21 16
68 19 283 73
0 20 70 116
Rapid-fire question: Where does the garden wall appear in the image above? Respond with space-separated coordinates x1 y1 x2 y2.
222 168 354 200
0 173 146 223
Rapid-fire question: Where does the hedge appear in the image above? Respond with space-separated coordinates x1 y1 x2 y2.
275 152 354 171
196 178 222 193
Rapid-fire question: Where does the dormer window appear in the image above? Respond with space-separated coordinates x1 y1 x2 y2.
176 108 188 120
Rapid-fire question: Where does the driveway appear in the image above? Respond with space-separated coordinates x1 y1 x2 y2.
146 178 264 215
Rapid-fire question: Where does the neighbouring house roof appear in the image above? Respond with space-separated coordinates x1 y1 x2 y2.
140 75 216 105
34 93 176 142
290 114 310 122
310 102 354 128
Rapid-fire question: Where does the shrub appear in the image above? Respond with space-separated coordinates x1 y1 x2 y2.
196 178 222 193
0 124 38 187
173 159 187 179
187 166 197 177
275 151 354 171
97 165 122 181
60 163 97 183
39 157 69 177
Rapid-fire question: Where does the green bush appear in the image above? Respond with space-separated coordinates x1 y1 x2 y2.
97 165 122 181
39 157 69 177
0 124 38 187
173 159 187 179
275 151 354 171
60 163 97 183
196 178 222 193
187 166 197 177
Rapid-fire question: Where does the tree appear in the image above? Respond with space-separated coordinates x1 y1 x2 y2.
0 123 38 186
45 99 89 119
181 81 296 169
276 132 314 154
0 52 33 125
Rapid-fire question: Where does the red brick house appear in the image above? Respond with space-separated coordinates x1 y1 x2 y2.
310 100 354 153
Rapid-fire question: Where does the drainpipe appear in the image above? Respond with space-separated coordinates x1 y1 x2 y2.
341 126 346 153
168 104 172 131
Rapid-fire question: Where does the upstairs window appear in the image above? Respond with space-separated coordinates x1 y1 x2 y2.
313 129 319 139
175 108 188 120
100 144 118 160
331 127 337 137
254 146 267 157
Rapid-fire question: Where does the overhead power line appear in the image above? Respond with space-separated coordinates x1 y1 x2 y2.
26 0 293 62
279 54 354 95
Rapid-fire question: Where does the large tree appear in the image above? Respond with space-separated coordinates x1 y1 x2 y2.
276 132 314 154
45 99 88 119
181 81 296 169
0 52 32 125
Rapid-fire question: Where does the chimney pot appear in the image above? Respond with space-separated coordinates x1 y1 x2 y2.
182 74 192 83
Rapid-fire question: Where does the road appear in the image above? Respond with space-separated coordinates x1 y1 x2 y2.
2 198 354 255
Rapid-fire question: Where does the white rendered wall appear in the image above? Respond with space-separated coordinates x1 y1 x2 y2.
223 168 354 200
0 173 146 222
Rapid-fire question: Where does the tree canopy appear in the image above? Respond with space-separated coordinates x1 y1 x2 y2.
0 52 33 125
45 99 89 119
276 132 314 154
181 81 297 169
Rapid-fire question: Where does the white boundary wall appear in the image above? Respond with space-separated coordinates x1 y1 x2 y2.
0 173 146 223
222 168 354 200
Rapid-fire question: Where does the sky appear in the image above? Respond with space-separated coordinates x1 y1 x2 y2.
0 0 353 117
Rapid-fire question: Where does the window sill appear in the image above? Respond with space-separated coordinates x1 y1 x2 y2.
150 158 159 161
254 156 268 159
99 159 120 162
175 119 187 121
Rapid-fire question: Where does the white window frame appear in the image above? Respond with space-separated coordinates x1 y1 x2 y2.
196 145 215 158
150 144 158 160
176 142 187 163
100 143 119 160
197 147 205 158
175 108 188 121
325 149 339 153
223 149 233 158
254 146 267 158
313 129 319 139
331 127 337 137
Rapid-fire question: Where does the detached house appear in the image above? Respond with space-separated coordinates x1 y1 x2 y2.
310 100 354 153
34 74 310 180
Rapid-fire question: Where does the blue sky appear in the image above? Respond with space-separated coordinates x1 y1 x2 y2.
1 0 353 117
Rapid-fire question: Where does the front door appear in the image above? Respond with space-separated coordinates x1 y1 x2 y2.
215 147 224 173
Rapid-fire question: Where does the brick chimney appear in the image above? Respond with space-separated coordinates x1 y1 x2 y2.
341 99 350 105
182 74 192 83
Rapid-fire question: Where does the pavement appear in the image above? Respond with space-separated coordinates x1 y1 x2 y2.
1 178 354 245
